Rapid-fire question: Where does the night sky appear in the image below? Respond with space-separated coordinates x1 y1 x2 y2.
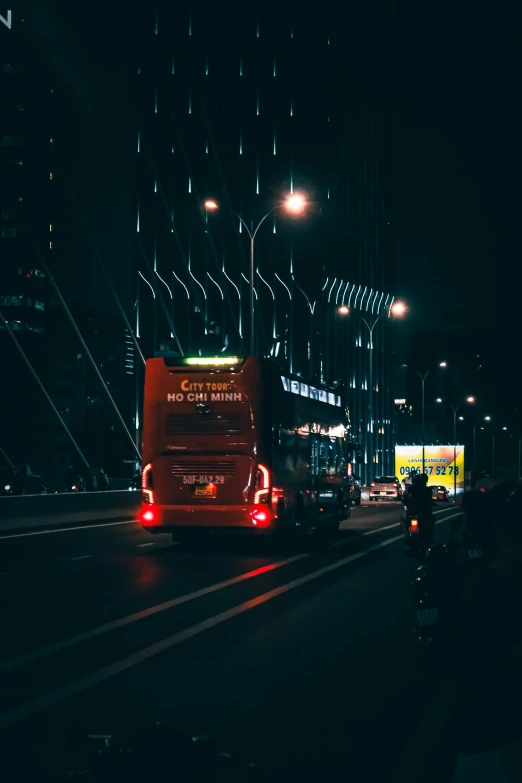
393 5 522 336
18 1 522 404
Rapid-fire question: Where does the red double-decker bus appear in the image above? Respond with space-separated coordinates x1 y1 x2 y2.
141 355 354 542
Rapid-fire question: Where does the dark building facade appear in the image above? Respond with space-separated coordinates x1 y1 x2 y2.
134 1 396 480
0 9 137 477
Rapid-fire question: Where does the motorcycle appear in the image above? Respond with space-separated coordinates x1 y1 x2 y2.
404 513 432 555
69 475 86 493
410 537 485 673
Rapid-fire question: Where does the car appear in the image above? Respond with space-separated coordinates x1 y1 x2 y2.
349 474 362 506
369 475 402 501
431 484 450 502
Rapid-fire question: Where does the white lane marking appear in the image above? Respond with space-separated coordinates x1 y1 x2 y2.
335 507 459 547
0 511 460 675
70 555 92 561
0 520 138 541
0 527 409 730
136 542 155 548
0 555 305 675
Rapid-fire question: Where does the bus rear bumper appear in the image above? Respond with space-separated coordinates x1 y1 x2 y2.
140 503 276 533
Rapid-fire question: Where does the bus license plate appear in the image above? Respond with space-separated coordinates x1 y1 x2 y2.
194 485 217 498
416 608 439 627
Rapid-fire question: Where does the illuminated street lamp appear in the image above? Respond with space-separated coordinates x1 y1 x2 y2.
390 300 407 317
416 362 447 472
438 395 475 496
338 299 406 481
204 194 308 355
484 415 491 421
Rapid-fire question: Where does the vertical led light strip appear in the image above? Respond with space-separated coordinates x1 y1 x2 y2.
241 273 258 299
171 54 175 75
273 129 276 155
207 273 224 300
172 270 190 300
188 245 206 300
239 131 243 154
137 131 140 153
223 259 242 337
154 86 158 114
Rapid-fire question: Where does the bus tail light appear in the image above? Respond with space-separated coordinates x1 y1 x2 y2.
251 508 271 525
254 463 270 504
142 463 154 504
142 508 155 523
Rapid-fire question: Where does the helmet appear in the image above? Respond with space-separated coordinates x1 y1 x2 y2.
420 473 429 485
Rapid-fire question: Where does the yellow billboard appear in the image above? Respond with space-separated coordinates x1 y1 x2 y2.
395 445 465 496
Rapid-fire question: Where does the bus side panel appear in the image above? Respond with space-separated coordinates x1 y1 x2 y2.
142 358 168 467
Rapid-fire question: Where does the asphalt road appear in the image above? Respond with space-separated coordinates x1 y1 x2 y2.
0 501 460 782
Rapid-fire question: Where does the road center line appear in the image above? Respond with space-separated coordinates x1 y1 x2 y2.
0 526 415 730
0 511 459 676
70 555 93 561
0 556 305 675
0 520 138 540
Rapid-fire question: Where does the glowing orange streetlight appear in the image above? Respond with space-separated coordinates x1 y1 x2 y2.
390 300 407 317
203 194 309 355
338 305 349 315
284 193 307 213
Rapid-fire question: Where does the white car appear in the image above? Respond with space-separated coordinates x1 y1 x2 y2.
369 475 402 501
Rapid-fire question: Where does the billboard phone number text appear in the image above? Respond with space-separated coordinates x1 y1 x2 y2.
400 466 459 476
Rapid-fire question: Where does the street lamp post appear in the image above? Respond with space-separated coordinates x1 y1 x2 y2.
447 396 475 499
416 361 447 473
472 424 477 486
481 418 496 479
339 300 406 482
205 195 306 356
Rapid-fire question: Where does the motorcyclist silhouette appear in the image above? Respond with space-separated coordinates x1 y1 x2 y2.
402 472 435 542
